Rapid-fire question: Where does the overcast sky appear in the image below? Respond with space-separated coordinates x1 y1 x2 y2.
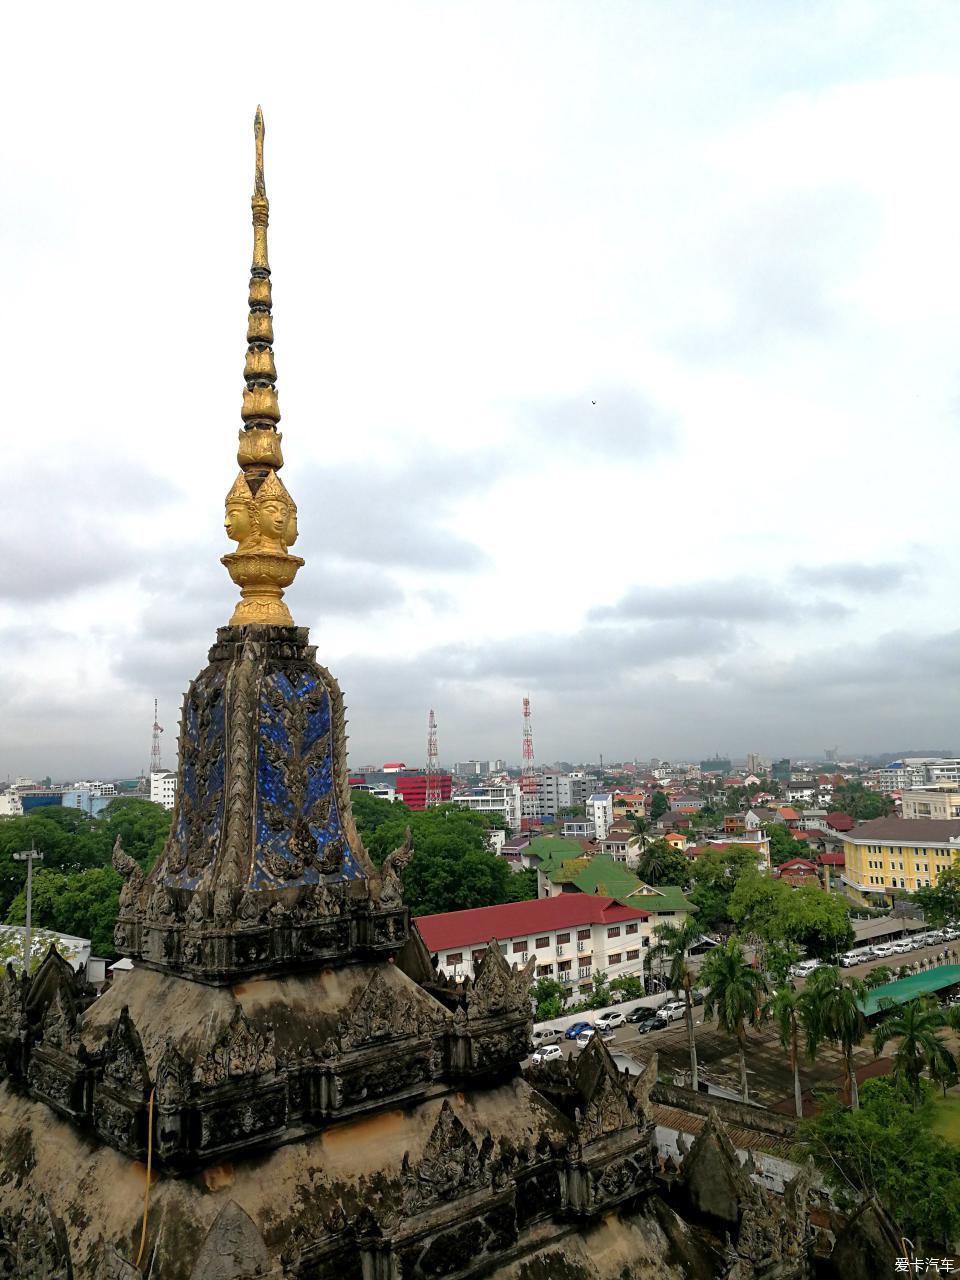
4 1 960 779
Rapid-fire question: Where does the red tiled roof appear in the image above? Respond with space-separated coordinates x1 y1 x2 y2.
777 807 800 820
825 811 855 831
818 852 845 866
415 896 649 952
777 857 818 872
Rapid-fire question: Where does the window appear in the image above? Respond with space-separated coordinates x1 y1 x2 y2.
512 940 528 954
607 926 621 939
536 964 553 977
626 949 639 961
446 952 463 965
535 936 549 949
608 953 622 966
556 932 571 945
577 928 591 941
557 959 572 972
626 922 638 935
642 937 650 947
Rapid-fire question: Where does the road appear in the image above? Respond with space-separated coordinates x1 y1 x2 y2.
528 935 960 1100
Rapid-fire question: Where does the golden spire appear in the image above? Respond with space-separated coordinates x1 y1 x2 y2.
221 108 304 627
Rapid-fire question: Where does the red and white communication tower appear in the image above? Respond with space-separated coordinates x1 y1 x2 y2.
520 696 541 830
425 709 442 808
150 698 164 774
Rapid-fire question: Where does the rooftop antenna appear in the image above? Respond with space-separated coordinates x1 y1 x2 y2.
150 699 164 775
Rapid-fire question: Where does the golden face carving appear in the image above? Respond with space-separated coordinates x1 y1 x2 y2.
225 500 255 545
284 506 298 547
258 496 288 542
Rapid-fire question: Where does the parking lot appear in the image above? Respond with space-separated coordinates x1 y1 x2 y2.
527 929 960 1110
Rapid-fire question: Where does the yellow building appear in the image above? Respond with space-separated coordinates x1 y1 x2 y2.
841 817 960 901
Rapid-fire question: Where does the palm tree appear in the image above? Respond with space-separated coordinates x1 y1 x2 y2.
800 966 867 1110
766 984 805 1118
636 840 672 886
650 919 702 1092
863 965 893 989
872 996 957 1108
700 937 767 1102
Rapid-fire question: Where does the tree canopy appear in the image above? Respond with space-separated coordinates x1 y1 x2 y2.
797 1076 960 1248
648 791 669 821
729 872 853 959
913 863 960 926
635 839 690 889
351 793 533 916
831 781 894 822
0 799 171 953
765 822 810 867
686 844 758 934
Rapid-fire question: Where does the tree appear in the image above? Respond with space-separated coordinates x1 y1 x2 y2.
700 937 767 1102
765 823 808 867
729 872 853 959
0 927 64 974
650 918 703 1091
800 966 867 1110
687 845 758 934
767 984 805 1118
649 791 669 822
531 977 566 1021
872 996 956 1109
503 866 538 902
913 864 960 927
831 782 894 822
6 865 122 956
765 942 802 988
610 974 646 1000
586 969 610 1010
351 795 518 916
636 839 690 889
797 1076 960 1249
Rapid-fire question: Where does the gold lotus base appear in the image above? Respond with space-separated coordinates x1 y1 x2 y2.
222 549 305 627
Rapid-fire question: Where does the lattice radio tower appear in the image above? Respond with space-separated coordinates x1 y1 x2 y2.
520 695 541 829
425 709 442 808
150 698 164 775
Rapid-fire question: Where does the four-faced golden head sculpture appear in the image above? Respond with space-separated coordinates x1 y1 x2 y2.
221 108 304 628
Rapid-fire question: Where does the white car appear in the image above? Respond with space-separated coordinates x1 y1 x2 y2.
657 1001 686 1023
530 1027 561 1048
789 960 821 977
594 1010 626 1031
576 1027 615 1047
890 941 914 955
872 943 896 958
530 1043 563 1065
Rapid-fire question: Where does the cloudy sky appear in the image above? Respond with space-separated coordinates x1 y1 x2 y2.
5 1 960 779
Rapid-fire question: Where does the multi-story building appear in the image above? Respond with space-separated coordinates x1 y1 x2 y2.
150 770 177 811
450 782 522 830
902 784 960 821
392 773 453 810
0 792 22 817
588 794 614 841
62 787 113 818
538 772 596 816
841 817 960 899
415 895 655 996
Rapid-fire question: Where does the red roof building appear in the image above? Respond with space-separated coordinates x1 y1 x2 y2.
825 811 855 832
415 896 653 991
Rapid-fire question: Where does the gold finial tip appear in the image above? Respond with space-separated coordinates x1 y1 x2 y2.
255 105 264 132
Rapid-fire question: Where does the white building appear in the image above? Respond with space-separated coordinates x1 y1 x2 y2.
902 784 960 820
150 770 177 811
0 792 23 817
451 782 523 830
415 895 657 997
588 794 614 841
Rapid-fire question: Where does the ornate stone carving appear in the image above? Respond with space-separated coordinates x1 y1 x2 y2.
378 828 413 908
399 1101 493 1214
102 1007 150 1096
0 962 26 1036
189 1200 275 1280
466 941 535 1019
339 972 421 1052
112 837 145 919
15 1197 72 1279
96 1244 141 1280
193 1007 275 1087
155 1037 192 1107
38 987 79 1054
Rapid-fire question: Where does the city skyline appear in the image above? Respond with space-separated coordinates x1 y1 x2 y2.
6 3 960 775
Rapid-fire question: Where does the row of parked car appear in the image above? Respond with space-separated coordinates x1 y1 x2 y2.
528 994 704 1063
838 925 960 968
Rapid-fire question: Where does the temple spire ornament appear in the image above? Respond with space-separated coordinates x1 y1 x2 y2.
221 105 304 626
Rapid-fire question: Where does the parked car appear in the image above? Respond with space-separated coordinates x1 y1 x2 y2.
530 1043 563 1065
565 1021 593 1041
890 941 914 955
872 943 896 958
789 959 821 977
657 1002 685 1023
627 1007 659 1025
530 1027 561 1048
632 1013 662 1034
594 1010 626 1031
840 951 861 967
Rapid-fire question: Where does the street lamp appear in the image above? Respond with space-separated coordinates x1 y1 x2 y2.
12 845 44 971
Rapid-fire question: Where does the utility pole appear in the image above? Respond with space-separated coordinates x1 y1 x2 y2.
12 845 44 971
